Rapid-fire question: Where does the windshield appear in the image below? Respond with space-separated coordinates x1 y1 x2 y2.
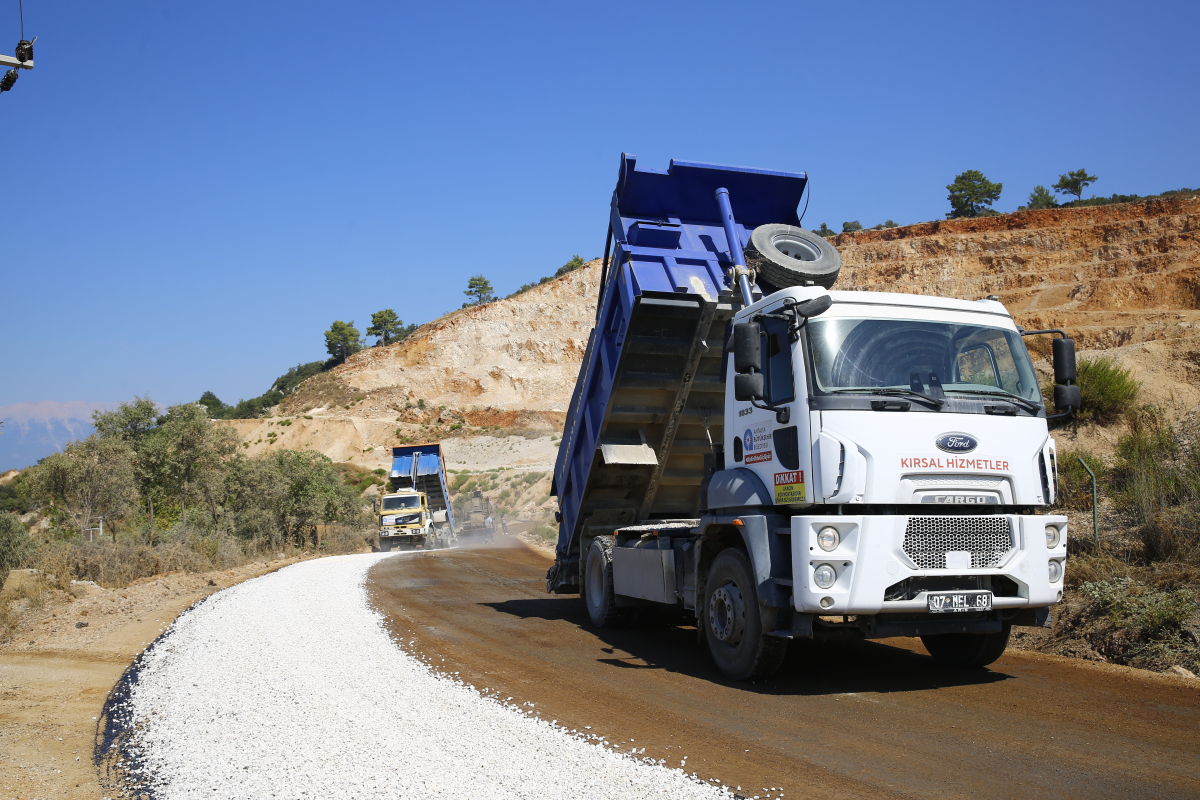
381 495 421 511
806 316 1042 404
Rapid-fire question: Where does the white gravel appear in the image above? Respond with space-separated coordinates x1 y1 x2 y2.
122 553 730 799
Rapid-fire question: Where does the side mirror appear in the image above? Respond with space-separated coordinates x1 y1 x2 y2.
1052 337 1077 385
795 295 832 319
734 373 764 402
371 499 378 513
1054 384 1081 413
733 322 761 374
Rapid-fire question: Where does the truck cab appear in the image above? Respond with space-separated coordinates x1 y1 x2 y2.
725 287 1066 623
377 490 433 552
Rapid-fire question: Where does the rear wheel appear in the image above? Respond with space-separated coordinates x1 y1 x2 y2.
921 625 1012 668
582 536 626 628
704 548 787 681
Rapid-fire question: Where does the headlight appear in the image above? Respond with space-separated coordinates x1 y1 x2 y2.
814 564 837 589
1045 525 1061 549
1048 560 1063 583
817 526 841 552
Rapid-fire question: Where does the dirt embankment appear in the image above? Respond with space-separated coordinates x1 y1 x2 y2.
221 197 1198 472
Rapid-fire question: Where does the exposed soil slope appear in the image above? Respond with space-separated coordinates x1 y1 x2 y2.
260 197 1198 468
286 261 602 419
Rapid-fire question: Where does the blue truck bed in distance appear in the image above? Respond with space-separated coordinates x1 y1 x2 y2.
389 443 455 532
547 154 808 593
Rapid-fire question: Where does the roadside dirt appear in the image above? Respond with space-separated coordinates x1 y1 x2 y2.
369 541 1200 800
0 558 301 800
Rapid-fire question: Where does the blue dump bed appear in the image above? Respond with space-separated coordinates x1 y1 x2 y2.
547 155 808 592
389 443 455 532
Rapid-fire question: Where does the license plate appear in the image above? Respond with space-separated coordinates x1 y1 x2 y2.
927 591 992 613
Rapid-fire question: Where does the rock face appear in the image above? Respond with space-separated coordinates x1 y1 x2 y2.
279 197 1199 459
833 195 1200 349
327 261 601 412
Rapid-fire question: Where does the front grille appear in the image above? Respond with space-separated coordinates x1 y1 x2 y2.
903 516 1013 569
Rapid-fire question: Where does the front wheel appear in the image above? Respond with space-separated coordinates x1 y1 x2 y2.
921 625 1012 669
379 539 392 553
704 548 787 681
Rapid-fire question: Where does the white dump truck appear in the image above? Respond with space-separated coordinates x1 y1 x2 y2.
546 156 1079 680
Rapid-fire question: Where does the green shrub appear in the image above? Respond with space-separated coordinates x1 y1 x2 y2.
0 511 34 573
1056 450 1105 511
1081 578 1199 636
0 473 31 514
1047 356 1140 419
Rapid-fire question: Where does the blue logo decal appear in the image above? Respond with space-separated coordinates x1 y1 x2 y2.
744 429 754 452
936 433 978 453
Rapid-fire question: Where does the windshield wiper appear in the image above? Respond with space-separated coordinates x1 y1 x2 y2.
944 388 1041 413
831 387 945 409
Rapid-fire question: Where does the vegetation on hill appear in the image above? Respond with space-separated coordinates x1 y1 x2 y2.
0 396 372 617
947 170 1004 218
507 254 591 299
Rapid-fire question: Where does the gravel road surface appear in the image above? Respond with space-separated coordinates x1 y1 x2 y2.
371 539 1200 800
116 552 730 799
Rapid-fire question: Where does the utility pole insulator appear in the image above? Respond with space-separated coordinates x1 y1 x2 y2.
15 38 33 62
0 69 17 92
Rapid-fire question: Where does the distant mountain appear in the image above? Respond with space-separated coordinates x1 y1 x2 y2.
0 401 117 471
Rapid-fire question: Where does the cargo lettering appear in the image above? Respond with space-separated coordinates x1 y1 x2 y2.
900 456 1010 471
745 450 773 464
773 470 806 504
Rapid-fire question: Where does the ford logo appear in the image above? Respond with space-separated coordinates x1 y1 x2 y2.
936 433 978 453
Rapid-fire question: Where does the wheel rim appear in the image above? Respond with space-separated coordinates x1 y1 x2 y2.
586 552 603 611
770 233 821 262
708 580 746 645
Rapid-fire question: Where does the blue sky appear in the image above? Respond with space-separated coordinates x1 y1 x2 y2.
3 0 1197 408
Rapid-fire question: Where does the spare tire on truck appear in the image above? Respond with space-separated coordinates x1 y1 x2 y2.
744 224 841 289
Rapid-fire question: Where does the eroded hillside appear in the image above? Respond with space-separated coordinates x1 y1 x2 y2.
260 196 1199 466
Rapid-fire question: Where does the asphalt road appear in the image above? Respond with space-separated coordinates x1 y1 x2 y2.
368 538 1200 800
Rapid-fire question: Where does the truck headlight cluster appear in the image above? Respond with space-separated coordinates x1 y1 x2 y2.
817 526 840 552
814 564 837 589
1048 559 1063 583
1045 525 1061 549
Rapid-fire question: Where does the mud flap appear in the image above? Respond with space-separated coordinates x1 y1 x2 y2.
1008 606 1052 628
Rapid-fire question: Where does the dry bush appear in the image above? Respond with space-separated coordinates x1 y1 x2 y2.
1108 408 1200 564
318 523 373 555
0 574 52 638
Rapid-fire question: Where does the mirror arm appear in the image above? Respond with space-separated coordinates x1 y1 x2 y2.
1019 328 1067 338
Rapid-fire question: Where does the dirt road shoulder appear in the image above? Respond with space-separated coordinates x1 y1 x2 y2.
0 558 306 800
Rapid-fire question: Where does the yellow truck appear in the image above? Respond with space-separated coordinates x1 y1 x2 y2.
376 444 455 552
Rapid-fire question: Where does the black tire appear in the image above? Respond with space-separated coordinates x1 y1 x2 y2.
745 224 841 290
379 539 392 553
582 536 627 628
704 548 787 681
921 625 1012 669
